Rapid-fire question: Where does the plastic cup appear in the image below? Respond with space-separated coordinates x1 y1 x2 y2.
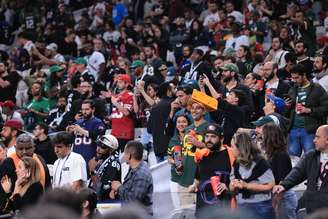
210 176 220 196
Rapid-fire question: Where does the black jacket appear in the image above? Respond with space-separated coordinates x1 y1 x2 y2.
148 97 173 156
280 150 328 213
287 82 328 133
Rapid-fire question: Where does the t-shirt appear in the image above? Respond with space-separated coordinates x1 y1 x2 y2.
293 85 310 128
53 152 87 188
87 51 105 81
25 97 50 127
112 3 128 26
111 90 135 140
178 122 208 187
73 117 105 163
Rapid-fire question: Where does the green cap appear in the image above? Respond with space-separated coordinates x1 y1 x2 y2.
220 63 239 73
49 65 64 74
74 57 87 65
130 60 144 69
251 116 275 127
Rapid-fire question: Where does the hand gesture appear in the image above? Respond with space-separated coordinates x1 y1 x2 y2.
272 185 285 194
109 190 117 199
216 182 228 195
100 90 112 99
111 96 119 106
202 74 210 86
1 175 12 194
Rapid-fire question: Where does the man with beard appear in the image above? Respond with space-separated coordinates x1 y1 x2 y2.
87 38 106 82
60 80 107 127
108 74 134 152
0 61 21 102
218 63 254 120
142 44 162 79
0 134 51 213
294 40 313 79
264 37 289 69
47 96 67 132
189 123 236 216
312 55 328 92
1 119 23 156
67 99 105 164
263 61 290 98
88 134 121 201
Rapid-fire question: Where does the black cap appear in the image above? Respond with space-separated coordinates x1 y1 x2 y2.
204 123 223 137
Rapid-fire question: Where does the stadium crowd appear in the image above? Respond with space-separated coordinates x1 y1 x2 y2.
0 0 328 218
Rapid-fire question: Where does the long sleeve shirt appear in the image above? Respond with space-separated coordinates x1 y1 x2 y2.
118 161 153 215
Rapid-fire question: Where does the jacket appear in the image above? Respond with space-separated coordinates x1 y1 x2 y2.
280 150 328 213
287 82 328 133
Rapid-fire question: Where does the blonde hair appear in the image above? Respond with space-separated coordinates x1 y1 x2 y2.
232 132 261 168
16 157 41 196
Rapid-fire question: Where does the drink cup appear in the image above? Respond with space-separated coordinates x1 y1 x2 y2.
210 176 220 196
296 103 303 114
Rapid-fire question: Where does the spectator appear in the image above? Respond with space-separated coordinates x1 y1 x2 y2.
24 81 50 131
0 100 23 123
167 114 190 208
225 1 244 24
57 29 77 57
262 123 297 219
111 141 153 216
312 55 328 92
224 23 250 54
47 96 67 132
67 99 105 164
108 74 134 152
87 38 106 82
0 61 21 102
52 131 87 191
287 64 328 157
72 57 95 85
1 157 43 213
230 132 275 219
189 123 236 215
88 134 121 201
33 123 56 164
148 82 174 162
294 40 314 79
1 119 23 156
0 133 51 213
273 125 328 214
264 37 289 69
263 61 290 98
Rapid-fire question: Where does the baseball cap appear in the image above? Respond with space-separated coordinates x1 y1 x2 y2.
46 43 58 52
130 60 144 69
96 134 119 150
251 115 279 127
204 123 223 136
267 94 286 114
49 65 64 74
74 57 87 65
4 119 23 131
220 63 239 73
115 74 131 84
0 100 15 109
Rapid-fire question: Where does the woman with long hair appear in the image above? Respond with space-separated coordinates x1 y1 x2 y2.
262 123 297 219
229 132 275 219
167 114 191 208
1 157 43 212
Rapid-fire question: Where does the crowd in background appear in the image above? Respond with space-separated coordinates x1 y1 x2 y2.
0 0 327 218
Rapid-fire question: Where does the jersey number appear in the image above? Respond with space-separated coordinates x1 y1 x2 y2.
75 136 92 145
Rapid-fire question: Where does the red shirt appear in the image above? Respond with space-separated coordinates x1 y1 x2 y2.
111 90 135 139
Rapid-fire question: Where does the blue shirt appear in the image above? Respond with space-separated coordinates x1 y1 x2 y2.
112 3 128 26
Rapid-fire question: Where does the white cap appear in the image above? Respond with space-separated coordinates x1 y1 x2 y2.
46 43 58 51
97 134 119 150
